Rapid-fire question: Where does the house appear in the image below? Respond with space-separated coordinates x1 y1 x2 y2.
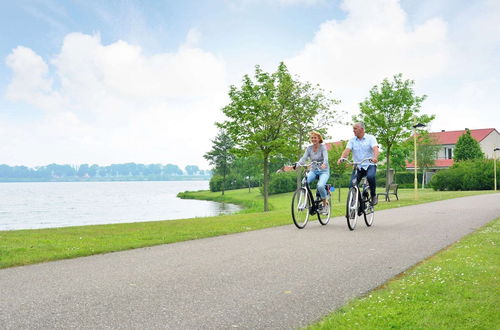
406 128 500 171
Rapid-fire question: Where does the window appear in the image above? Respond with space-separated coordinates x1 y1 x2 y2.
444 147 453 159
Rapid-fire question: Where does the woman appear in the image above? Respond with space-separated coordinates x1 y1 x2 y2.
296 131 330 213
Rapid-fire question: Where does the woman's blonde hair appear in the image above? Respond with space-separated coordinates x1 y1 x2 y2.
309 131 323 143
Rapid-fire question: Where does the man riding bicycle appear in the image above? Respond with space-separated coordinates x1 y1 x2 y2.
337 122 380 205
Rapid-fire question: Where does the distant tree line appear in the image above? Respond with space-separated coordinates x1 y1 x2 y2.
0 163 211 182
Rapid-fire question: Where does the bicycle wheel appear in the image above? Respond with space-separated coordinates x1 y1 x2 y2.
346 187 359 230
364 198 374 227
292 188 310 229
318 193 331 225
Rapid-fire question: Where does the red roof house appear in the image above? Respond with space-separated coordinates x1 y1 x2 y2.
406 128 500 170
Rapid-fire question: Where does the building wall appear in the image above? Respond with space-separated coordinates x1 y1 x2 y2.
480 131 500 158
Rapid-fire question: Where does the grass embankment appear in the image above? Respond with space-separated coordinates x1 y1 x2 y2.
307 217 500 330
0 188 495 269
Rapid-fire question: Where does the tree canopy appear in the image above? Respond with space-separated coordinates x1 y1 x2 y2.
354 73 434 187
454 129 484 162
218 62 341 211
203 129 235 195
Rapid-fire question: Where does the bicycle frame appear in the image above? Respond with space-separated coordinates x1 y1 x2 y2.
341 157 375 230
350 168 370 215
291 162 333 229
297 163 324 215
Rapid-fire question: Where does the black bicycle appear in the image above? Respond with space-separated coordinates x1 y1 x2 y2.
291 162 332 229
340 158 375 230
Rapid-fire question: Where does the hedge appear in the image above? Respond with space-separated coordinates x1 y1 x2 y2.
209 174 261 192
430 159 498 191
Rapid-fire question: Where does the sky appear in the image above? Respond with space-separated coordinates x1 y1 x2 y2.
1 0 499 169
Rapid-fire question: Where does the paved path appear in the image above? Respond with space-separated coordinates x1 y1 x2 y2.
1 194 499 329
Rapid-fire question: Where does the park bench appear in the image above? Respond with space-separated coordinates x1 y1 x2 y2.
377 183 399 202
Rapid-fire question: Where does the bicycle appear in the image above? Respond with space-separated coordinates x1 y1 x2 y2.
291 161 332 229
339 158 375 230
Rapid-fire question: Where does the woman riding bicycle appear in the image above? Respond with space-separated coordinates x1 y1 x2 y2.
294 131 330 213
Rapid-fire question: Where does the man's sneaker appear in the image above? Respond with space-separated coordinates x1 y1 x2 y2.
320 203 329 214
371 195 378 206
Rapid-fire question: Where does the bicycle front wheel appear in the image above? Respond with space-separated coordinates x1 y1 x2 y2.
292 188 310 229
364 200 374 227
318 193 331 225
346 187 359 230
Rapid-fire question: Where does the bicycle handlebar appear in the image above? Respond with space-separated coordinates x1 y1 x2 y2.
287 161 324 170
339 157 373 166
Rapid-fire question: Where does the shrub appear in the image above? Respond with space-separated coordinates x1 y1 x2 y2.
209 174 260 192
266 171 299 195
430 159 497 191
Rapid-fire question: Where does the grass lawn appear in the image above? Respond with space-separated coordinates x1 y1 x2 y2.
0 188 496 269
307 217 500 330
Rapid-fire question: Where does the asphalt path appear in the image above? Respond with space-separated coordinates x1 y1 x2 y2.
1 193 499 329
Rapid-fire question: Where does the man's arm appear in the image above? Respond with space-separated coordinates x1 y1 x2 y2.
337 148 351 164
371 146 379 163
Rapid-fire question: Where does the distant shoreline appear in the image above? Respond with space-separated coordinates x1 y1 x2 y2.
0 176 211 183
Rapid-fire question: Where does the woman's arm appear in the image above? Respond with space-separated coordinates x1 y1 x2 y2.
321 144 329 169
297 146 310 165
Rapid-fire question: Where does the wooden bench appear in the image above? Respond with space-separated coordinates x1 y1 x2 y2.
377 183 399 202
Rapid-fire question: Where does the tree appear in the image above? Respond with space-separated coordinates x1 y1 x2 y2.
379 140 413 172
219 63 337 211
407 132 440 188
454 129 484 162
328 141 350 181
164 164 183 176
231 155 261 192
219 64 296 210
284 69 342 188
354 73 434 189
185 165 200 176
204 129 235 195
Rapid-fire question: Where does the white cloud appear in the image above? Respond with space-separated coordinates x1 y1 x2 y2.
286 0 449 117
285 0 499 141
4 32 229 167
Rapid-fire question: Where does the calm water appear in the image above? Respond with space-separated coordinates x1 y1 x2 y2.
0 181 241 231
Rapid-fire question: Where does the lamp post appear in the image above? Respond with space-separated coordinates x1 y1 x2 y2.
412 121 426 199
494 147 500 191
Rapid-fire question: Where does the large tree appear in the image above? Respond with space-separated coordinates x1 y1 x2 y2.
454 129 484 162
203 129 235 195
219 63 341 210
219 64 293 210
354 73 434 189
284 71 342 187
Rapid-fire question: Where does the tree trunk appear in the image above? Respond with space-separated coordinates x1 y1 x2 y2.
296 137 303 189
263 155 269 212
222 170 226 195
385 148 391 190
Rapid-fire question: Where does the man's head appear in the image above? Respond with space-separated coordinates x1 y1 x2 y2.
353 122 365 139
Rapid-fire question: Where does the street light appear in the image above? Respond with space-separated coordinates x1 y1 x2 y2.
494 147 500 191
412 121 426 199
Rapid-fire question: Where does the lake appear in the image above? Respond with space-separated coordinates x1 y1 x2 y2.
0 181 240 231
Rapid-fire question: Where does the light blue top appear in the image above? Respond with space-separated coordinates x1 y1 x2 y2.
346 133 378 169
298 144 329 170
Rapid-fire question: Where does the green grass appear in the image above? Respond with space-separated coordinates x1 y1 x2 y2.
0 188 496 269
306 217 500 330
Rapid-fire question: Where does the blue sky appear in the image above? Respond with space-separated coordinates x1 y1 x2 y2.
1 0 499 167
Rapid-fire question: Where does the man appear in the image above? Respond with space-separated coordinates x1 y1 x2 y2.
337 122 380 205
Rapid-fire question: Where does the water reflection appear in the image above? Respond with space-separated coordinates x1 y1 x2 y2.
211 202 241 215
